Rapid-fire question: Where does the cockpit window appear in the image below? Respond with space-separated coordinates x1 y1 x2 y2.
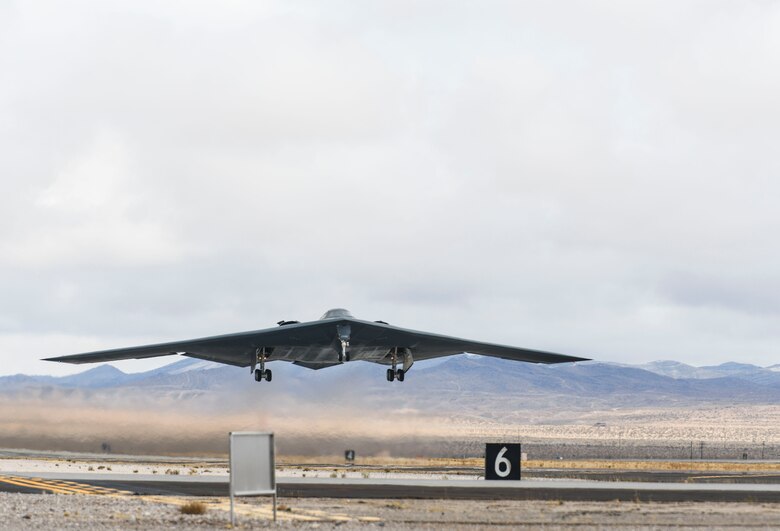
320 308 354 320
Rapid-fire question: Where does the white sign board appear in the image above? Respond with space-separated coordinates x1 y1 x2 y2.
229 432 276 523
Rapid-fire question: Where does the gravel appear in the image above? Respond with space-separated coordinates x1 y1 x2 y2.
0 493 229 530
2 493 780 530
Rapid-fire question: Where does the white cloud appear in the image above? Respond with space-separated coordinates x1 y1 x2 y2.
1 129 189 267
1 0 780 375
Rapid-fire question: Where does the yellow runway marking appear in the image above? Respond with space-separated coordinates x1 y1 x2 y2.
46 479 126 496
0 475 126 496
0 475 380 523
0 476 76 495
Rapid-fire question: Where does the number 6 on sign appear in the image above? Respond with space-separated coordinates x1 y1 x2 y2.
494 446 511 477
485 443 521 480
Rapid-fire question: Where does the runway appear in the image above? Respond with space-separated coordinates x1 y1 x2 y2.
3 472 780 503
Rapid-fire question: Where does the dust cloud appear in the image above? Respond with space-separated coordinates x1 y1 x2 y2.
3 388 779 459
0 390 466 457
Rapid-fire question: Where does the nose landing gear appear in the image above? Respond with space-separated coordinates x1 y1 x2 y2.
337 324 351 363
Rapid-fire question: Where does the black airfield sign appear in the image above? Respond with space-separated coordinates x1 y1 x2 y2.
485 443 522 480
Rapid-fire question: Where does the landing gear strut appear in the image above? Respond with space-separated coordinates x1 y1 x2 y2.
386 347 411 382
337 324 351 363
338 342 350 363
253 347 272 382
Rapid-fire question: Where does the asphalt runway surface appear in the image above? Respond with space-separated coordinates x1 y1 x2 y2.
3 472 780 503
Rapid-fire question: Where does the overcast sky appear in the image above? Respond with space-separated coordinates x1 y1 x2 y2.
1 1 779 376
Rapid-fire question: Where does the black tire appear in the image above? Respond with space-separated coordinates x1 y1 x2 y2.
386 368 394 382
254 369 262 382
265 369 272 382
397 369 405 382
345 352 351 362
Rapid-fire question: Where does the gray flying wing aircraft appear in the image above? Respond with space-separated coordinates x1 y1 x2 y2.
44 308 588 382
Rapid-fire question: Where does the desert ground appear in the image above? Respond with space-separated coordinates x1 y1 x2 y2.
1 396 778 460
3 492 780 529
3 398 779 529
3 451 780 529
4 453 780 481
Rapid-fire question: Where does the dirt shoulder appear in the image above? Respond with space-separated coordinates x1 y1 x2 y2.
3 493 780 530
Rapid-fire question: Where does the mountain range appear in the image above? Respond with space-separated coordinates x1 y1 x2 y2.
2 356 779 410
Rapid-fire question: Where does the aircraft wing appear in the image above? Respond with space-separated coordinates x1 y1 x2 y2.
348 319 587 364
44 317 588 368
43 320 338 366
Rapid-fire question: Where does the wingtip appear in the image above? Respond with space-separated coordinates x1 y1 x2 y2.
557 355 592 364
42 356 80 364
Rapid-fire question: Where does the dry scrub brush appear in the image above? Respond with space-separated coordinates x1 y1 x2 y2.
179 501 207 515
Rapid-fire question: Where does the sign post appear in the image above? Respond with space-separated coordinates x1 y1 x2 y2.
229 432 276 525
485 443 522 481
344 449 355 465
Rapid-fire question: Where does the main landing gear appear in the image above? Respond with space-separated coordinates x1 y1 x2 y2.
255 368 272 382
386 347 412 383
386 368 405 382
253 347 272 382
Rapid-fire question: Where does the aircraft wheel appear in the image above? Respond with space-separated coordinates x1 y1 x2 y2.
265 369 272 382
254 369 262 382
386 368 395 382
344 352 351 362
396 369 405 382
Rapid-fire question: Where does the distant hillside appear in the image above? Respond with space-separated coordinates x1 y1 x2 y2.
3 356 779 412
637 360 780 385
